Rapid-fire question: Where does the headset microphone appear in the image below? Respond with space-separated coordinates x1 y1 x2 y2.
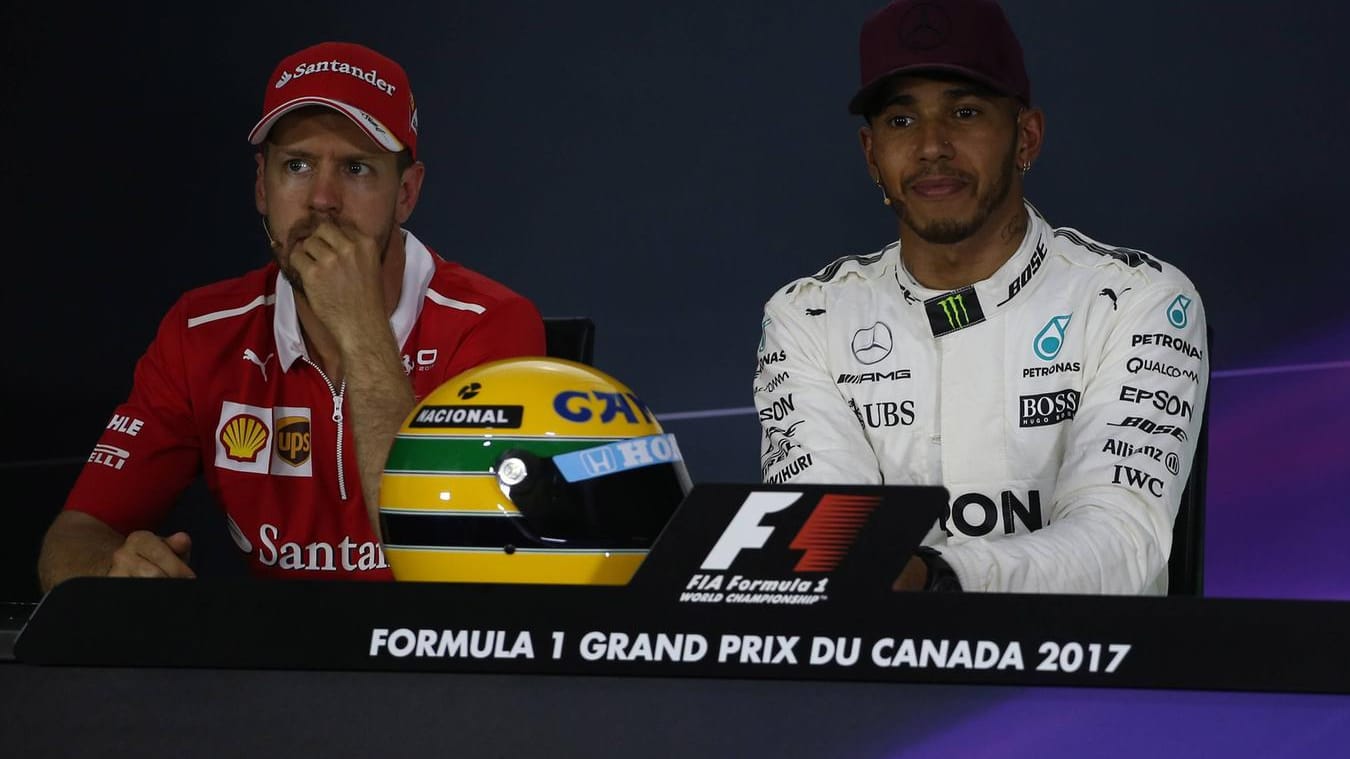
262 218 282 249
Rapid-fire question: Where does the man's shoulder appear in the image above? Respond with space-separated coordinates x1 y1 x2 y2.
768 244 900 305
421 252 537 319
172 263 279 330
1045 222 1194 290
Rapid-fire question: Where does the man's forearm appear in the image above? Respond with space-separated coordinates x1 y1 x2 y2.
37 510 124 592
340 332 416 537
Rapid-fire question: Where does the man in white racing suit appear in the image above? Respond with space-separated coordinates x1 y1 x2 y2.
754 0 1208 594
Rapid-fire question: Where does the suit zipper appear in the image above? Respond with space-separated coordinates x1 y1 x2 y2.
303 358 348 501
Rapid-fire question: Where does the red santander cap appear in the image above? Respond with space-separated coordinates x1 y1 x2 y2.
248 42 419 158
849 0 1030 116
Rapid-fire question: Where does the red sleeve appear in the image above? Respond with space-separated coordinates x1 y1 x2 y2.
64 300 203 534
441 295 547 378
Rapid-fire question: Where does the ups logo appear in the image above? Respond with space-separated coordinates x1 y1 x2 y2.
275 416 311 467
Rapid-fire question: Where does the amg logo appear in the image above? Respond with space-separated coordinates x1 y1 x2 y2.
409 405 524 428
1019 389 1080 427
1112 464 1165 497
837 370 912 384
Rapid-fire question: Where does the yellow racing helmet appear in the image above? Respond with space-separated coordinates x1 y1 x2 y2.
379 357 691 585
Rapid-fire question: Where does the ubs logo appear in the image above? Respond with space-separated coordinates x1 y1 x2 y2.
851 322 893 365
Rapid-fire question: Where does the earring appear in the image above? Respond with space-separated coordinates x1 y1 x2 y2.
1019 162 1032 175
873 176 892 206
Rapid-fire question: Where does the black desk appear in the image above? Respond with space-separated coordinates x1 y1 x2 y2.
4 663 1349 758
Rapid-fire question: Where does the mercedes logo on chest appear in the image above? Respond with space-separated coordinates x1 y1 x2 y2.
851 322 894 365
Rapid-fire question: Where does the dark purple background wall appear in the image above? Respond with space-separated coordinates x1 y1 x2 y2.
3 1 1347 599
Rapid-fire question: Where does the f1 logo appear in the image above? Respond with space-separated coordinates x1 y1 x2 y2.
700 491 882 572
700 492 802 570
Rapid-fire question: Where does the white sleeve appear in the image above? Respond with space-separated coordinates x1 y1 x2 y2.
754 287 883 485
940 280 1210 594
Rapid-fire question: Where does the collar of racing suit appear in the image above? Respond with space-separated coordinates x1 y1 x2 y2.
272 229 435 372
894 201 1054 315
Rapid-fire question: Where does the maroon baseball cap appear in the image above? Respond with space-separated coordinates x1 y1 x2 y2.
848 0 1030 116
248 42 419 158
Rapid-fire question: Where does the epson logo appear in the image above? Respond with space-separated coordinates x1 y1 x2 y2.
409 405 524 428
758 394 796 422
1018 389 1080 428
1126 357 1200 384
1131 333 1203 360
836 370 912 384
1118 385 1194 420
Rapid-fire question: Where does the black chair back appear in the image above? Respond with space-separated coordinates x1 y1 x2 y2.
543 316 596 365
1168 326 1214 596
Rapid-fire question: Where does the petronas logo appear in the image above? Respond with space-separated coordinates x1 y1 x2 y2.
939 294 970 329
1034 315 1073 361
1167 294 1192 329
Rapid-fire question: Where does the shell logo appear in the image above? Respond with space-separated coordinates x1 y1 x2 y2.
220 413 270 462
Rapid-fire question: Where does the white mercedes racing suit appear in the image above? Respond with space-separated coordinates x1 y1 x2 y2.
755 203 1208 594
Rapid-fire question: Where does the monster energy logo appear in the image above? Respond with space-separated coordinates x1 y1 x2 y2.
924 286 986 337
939 294 969 329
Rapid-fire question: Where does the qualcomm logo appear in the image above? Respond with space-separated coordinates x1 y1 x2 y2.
1034 314 1072 361
1167 294 1192 329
